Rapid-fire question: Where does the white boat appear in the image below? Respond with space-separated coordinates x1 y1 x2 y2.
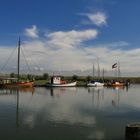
46 76 77 87
87 81 104 87
87 58 104 87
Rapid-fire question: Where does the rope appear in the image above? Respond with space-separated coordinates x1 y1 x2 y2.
20 46 32 74
0 47 17 73
21 44 42 75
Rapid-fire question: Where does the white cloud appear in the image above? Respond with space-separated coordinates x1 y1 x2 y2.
46 29 98 49
25 25 39 38
82 12 107 26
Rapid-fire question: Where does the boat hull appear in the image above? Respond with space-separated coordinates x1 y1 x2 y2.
87 82 104 87
46 81 77 87
107 82 125 87
2 81 34 88
111 83 124 87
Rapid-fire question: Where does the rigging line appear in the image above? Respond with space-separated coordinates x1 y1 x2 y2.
0 46 17 73
20 46 32 74
21 45 42 75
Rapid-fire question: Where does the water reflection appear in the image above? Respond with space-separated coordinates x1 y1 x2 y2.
48 87 77 97
87 86 129 109
16 90 19 128
0 87 34 95
87 87 104 108
0 87 34 129
0 85 140 140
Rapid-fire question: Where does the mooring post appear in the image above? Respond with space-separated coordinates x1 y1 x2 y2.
125 123 140 140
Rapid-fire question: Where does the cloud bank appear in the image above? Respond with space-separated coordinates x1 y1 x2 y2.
0 25 139 76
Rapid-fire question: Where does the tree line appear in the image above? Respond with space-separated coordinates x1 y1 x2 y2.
9 72 140 84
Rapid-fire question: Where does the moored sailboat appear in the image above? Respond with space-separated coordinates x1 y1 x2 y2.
87 80 104 87
87 58 104 87
1 37 34 88
107 62 125 87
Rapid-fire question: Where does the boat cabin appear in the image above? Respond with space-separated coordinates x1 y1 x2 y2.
51 76 66 84
0 77 18 84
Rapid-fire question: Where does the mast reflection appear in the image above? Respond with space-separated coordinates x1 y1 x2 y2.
16 89 19 128
0 87 34 128
87 86 129 108
88 87 104 108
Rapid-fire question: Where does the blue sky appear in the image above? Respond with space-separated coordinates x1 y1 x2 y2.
0 0 140 76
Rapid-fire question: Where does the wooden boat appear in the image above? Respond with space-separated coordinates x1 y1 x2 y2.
2 80 34 88
1 38 34 88
46 76 77 87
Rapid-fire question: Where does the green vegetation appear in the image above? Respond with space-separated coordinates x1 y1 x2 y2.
34 80 48 86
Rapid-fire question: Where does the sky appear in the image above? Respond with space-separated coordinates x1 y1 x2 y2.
0 0 140 76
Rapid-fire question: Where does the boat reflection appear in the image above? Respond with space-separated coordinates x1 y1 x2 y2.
107 83 130 92
111 88 120 108
87 87 104 108
0 87 34 95
87 86 104 94
47 87 77 97
111 85 130 107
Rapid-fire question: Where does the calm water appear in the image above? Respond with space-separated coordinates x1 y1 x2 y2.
0 85 140 140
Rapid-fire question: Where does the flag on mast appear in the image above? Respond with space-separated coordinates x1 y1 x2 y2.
112 63 117 69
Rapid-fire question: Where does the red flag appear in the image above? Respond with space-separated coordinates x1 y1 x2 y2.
112 63 117 69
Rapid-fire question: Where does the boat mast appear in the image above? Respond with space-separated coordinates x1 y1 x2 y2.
102 68 104 81
93 63 95 79
117 61 120 80
16 37 20 127
17 37 20 82
97 57 100 79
